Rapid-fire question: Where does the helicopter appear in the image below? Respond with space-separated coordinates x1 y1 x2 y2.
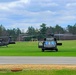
0 36 15 47
38 34 62 52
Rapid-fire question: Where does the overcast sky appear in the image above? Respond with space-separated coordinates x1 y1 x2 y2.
0 0 76 31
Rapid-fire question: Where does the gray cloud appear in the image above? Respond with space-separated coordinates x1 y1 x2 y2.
0 0 76 31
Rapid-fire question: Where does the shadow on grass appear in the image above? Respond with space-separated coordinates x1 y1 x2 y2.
40 49 76 52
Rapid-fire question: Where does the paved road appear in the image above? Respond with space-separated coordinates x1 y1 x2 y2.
0 56 76 64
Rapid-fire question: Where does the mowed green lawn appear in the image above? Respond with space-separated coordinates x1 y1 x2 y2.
0 69 76 75
0 40 76 56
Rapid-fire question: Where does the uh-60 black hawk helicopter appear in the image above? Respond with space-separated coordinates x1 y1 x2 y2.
0 36 15 47
38 34 62 52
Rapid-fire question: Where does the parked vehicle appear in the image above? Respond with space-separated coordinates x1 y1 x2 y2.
38 34 62 52
0 36 15 47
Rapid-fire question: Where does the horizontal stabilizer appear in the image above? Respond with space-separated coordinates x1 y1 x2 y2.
9 41 15 44
57 43 62 46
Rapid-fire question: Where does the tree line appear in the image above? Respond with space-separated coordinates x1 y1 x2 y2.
0 25 21 40
26 23 76 40
0 23 76 40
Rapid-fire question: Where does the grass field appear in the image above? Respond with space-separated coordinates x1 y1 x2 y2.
0 69 76 75
0 40 76 56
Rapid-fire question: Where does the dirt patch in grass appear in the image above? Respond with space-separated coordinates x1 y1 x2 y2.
0 64 76 70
